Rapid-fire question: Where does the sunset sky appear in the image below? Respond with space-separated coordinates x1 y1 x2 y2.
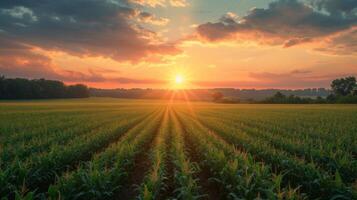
0 0 357 89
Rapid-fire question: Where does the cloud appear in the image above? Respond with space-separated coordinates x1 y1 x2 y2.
0 37 55 78
195 0 357 50
0 36 165 85
1 6 38 22
169 0 189 7
137 11 169 26
290 69 312 74
0 0 180 63
315 28 357 55
283 37 312 48
130 0 166 7
311 0 357 16
130 0 188 7
59 70 165 84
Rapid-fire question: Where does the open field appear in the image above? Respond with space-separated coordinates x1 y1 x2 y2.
0 98 356 200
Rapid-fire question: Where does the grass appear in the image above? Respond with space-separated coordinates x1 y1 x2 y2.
0 98 356 199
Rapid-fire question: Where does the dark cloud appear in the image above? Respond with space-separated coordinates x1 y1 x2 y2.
196 0 357 49
312 0 357 16
0 0 179 62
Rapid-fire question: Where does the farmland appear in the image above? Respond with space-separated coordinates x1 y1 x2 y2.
0 98 356 200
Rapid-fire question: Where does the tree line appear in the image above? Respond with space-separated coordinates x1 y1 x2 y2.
0 75 89 99
260 76 357 104
211 76 357 104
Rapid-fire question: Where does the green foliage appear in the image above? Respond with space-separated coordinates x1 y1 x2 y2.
138 109 170 200
331 76 357 96
0 99 356 199
170 112 201 200
262 92 315 104
261 76 357 104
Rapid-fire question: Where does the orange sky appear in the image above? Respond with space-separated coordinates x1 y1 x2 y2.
1 0 357 89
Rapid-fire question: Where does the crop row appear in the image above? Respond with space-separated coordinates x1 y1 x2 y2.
0 110 141 167
48 108 164 199
175 109 303 199
179 109 356 199
0 108 157 199
1 102 356 200
200 110 357 184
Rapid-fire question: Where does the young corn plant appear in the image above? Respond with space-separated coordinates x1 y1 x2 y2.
170 112 201 200
48 110 163 200
138 109 170 200
177 112 304 200
191 112 356 199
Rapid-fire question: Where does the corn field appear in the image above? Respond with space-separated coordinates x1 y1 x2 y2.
0 98 356 200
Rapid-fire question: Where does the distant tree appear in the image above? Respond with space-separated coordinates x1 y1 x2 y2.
326 94 337 102
274 92 285 99
212 92 224 102
315 96 326 104
352 86 357 96
331 76 356 96
0 76 89 99
262 92 314 104
246 98 255 103
67 84 89 98
0 75 4 97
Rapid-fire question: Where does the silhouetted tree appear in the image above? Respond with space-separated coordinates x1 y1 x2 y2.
352 86 357 96
326 94 337 102
274 92 285 99
262 92 313 104
0 75 5 97
0 76 89 99
331 76 356 96
315 96 326 104
67 84 89 98
212 92 223 102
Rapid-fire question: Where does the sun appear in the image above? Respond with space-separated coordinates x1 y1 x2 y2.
169 70 190 90
175 75 184 84
171 74 187 89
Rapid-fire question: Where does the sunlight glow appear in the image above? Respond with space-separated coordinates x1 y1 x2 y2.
169 70 191 90
175 75 184 84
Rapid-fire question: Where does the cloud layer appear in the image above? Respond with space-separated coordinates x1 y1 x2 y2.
0 0 179 63
195 0 357 53
1 0 356 88
130 0 188 7
0 0 182 85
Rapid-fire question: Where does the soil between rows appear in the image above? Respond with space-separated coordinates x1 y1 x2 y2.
116 110 166 199
173 110 222 200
